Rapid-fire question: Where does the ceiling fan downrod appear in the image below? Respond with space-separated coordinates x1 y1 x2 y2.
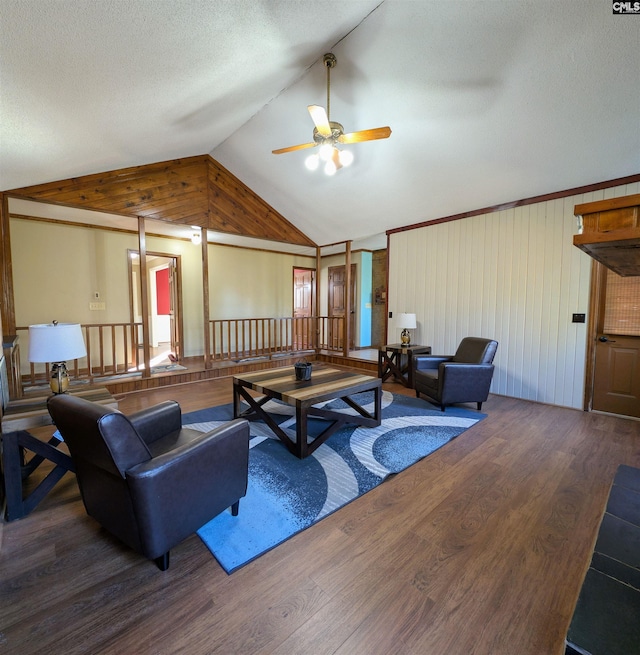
323 53 336 122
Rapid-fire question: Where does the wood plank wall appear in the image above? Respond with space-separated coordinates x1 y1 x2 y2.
387 181 640 411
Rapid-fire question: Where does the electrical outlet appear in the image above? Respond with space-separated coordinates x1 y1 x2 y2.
572 313 586 323
89 302 106 310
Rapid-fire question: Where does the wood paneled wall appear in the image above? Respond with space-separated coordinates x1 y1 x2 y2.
388 181 640 410
5 155 315 246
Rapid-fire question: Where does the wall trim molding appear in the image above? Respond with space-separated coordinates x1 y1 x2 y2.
386 173 640 236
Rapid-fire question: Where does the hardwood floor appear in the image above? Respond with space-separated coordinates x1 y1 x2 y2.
1 375 638 654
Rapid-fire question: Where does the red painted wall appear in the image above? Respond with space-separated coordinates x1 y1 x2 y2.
156 268 170 315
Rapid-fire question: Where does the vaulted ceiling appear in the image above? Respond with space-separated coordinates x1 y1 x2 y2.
1 0 639 248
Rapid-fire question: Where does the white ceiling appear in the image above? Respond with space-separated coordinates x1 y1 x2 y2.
1 0 639 249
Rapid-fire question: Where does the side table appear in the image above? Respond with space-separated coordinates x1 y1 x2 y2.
1 386 118 521
378 344 431 388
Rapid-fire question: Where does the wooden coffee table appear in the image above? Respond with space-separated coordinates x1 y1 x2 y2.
233 365 382 459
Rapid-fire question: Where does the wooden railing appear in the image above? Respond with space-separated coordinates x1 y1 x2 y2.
16 316 346 388
208 316 345 362
18 322 142 387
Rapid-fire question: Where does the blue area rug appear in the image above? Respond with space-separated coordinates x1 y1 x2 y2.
184 391 485 573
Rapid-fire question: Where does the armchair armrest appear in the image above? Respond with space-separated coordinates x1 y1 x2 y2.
125 419 250 558
414 355 453 371
128 400 182 445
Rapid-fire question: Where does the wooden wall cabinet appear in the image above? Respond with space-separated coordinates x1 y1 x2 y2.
574 193 640 276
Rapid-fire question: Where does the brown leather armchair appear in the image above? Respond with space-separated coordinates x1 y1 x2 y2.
413 337 498 411
47 394 249 570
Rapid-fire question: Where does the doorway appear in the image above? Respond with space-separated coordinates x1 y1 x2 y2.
328 264 356 350
293 267 314 350
588 263 640 418
128 250 183 365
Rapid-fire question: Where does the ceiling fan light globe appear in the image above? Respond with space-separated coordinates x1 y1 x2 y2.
305 154 320 171
338 149 354 167
324 160 337 176
319 143 333 162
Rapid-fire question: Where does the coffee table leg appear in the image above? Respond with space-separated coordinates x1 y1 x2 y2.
296 404 308 459
233 380 241 418
374 384 382 423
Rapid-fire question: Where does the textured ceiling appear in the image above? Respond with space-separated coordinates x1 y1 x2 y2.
1 0 639 248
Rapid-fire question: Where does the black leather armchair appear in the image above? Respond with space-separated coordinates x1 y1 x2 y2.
413 337 498 411
47 394 249 570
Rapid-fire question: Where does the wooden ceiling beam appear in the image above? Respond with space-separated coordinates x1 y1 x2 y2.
5 155 316 247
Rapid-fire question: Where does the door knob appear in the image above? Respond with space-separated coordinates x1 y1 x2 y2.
598 336 616 343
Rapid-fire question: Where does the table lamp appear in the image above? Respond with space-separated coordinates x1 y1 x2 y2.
28 321 87 393
397 313 417 346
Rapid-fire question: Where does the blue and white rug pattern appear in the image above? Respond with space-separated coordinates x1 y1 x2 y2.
185 391 485 573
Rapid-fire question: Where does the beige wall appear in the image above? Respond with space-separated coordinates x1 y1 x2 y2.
388 181 640 410
207 245 315 319
11 219 136 326
10 218 315 362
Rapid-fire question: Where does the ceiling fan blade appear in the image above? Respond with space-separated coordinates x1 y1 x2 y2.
338 126 392 144
272 142 317 155
308 105 332 137
332 146 343 171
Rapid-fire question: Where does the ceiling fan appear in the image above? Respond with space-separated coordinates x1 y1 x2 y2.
272 53 392 175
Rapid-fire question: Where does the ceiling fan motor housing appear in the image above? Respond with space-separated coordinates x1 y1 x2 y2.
313 121 344 145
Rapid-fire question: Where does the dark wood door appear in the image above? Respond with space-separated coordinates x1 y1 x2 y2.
328 264 355 350
293 268 314 350
593 335 640 417
592 269 640 418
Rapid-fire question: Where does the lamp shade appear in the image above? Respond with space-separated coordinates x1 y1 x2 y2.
396 313 417 329
28 323 87 363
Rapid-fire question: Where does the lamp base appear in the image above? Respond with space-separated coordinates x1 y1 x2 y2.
400 329 411 346
50 362 70 394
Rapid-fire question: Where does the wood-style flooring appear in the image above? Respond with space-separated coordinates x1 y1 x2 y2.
1 373 638 654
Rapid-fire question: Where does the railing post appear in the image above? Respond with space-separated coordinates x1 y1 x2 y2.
344 241 352 358
200 226 211 370
138 217 151 377
315 245 321 355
